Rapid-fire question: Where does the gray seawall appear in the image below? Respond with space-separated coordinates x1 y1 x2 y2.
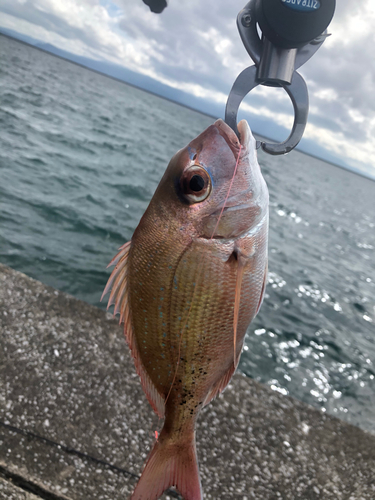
1 263 374 499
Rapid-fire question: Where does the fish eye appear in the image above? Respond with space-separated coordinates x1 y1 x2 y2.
180 165 211 204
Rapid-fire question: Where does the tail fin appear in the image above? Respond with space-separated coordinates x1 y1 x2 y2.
130 429 201 500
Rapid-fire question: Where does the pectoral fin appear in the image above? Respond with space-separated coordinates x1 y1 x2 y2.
233 253 247 367
255 261 268 316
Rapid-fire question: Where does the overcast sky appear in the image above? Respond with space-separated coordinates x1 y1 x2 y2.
1 0 375 178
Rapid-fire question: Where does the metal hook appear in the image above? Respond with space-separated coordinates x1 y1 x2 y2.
225 66 308 155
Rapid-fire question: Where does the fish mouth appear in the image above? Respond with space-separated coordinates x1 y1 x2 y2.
214 119 254 154
200 202 265 240
211 199 260 218
217 185 254 208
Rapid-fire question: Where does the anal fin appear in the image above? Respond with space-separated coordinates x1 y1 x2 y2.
202 361 238 408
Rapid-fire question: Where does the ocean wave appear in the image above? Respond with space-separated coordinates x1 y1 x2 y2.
1 34 375 433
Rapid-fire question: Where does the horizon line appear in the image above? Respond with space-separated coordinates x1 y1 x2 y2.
1 29 374 183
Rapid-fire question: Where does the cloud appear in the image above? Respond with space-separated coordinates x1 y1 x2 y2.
301 8 375 172
1 0 374 177
0 0 152 66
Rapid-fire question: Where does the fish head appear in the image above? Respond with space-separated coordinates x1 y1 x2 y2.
150 119 268 240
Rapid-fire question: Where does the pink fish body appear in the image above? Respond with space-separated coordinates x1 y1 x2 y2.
103 119 269 499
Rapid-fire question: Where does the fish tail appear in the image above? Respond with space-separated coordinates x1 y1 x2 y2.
130 429 201 500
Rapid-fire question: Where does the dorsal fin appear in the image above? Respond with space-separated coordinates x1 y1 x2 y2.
102 241 165 418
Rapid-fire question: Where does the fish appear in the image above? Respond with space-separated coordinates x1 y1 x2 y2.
102 118 269 500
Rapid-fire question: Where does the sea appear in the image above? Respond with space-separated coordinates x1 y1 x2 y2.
1 35 374 433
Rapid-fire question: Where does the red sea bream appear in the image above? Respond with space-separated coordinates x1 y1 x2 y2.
102 119 269 500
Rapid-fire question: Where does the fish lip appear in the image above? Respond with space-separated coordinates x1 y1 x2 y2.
213 119 254 152
237 120 253 148
214 119 240 149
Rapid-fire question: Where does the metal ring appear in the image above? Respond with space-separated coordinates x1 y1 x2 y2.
224 66 308 155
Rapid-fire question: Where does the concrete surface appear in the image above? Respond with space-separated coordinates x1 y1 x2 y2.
0 476 42 500
0 262 375 500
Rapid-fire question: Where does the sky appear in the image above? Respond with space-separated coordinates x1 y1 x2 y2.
1 0 375 178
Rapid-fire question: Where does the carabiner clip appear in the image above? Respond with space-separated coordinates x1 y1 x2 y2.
225 0 331 155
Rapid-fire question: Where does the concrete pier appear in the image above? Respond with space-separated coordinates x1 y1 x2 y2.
1 262 374 499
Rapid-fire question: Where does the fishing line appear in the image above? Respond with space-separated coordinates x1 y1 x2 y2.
163 143 243 410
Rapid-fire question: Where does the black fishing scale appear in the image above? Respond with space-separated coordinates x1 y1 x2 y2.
142 0 335 154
